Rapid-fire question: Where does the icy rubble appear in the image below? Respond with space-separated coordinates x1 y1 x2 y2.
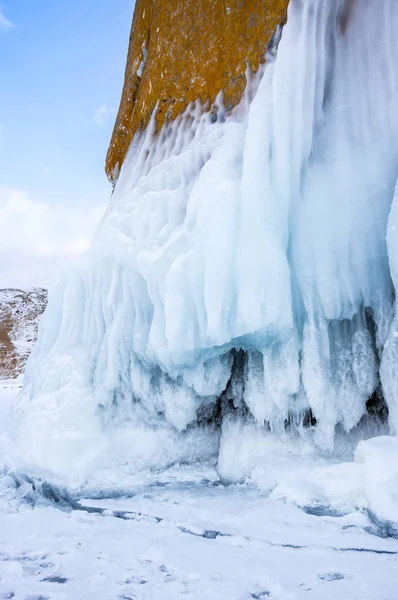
9 0 398 486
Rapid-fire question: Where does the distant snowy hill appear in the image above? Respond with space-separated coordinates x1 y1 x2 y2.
0 288 47 380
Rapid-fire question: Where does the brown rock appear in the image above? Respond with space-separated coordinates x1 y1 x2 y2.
106 0 289 183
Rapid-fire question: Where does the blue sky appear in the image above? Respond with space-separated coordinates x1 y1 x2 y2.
0 0 135 287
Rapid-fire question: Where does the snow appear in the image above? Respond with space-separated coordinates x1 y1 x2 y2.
1 382 398 599
7 1 398 489
355 436 398 531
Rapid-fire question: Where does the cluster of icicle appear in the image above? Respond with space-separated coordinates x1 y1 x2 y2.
10 0 398 484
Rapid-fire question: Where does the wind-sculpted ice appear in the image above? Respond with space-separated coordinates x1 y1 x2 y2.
10 0 398 484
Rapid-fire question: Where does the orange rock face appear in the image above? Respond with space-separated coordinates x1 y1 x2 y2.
106 0 289 183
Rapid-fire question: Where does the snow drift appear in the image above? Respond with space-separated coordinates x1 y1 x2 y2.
10 0 398 486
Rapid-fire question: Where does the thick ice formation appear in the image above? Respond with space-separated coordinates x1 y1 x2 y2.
10 0 398 484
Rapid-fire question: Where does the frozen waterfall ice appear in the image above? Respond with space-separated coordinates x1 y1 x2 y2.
9 0 398 485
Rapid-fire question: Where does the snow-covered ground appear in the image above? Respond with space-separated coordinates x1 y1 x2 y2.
1 380 398 600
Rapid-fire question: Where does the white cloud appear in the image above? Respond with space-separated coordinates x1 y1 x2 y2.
0 9 13 30
93 104 115 127
0 187 106 289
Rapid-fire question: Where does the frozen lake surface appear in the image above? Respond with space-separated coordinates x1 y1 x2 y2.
1 380 398 600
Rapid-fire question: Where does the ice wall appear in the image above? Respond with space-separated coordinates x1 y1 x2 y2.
10 0 398 483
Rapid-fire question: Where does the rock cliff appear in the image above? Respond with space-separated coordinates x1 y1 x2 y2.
106 0 289 183
0 289 47 380
11 0 398 485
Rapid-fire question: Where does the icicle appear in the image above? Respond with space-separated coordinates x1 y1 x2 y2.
10 0 398 483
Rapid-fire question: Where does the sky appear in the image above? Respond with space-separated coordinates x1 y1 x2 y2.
0 0 135 288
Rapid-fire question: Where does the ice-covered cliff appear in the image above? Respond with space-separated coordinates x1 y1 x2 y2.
10 0 398 486
106 0 289 183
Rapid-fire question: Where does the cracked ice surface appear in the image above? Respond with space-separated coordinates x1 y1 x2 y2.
2 383 398 600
